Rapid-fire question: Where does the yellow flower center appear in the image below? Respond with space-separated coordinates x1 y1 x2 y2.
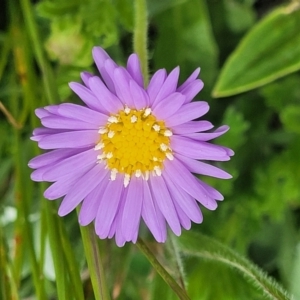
95 107 173 187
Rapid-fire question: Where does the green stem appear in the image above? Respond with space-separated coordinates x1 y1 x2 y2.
136 238 190 300
78 214 111 300
133 0 149 85
19 0 58 104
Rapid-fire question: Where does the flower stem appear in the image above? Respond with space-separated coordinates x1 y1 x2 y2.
136 238 190 300
78 213 111 300
133 0 149 85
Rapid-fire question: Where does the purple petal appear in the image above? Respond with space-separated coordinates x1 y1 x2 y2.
177 153 232 179
80 72 93 88
147 69 167 104
164 158 218 210
35 108 51 118
92 47 110 69
69 82 106 113
197 180 224 201
88 76 123 114
122 177 143 241
38 130 98 149
171 121 213 134
127 54 144 87
152 67 180 106
177 68 200 92
56 103 108 125
149 175 181 236
114 67 134 107
41 115 98 130
165 101 209 127
180 79 204 104
130 79 149 109
184 125 230 141
152 92 185 120
171 135 230 161
43 148 97 181
141 180 167 243
95 176 124 238
101 59 117 94
58 164 106 216
163 171 203 223
28 148 82 169
174 202 191 230
79 171 110 226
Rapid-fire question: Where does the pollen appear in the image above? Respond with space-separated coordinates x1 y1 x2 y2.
95 107 173 186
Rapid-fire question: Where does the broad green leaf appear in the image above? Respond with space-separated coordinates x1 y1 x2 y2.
213 3 300 97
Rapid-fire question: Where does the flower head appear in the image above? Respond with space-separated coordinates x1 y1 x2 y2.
29 47 234 246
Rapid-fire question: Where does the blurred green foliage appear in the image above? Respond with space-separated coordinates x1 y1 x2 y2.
0 0 299 299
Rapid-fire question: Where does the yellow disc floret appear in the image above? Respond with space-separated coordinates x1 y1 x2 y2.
95 107 173 187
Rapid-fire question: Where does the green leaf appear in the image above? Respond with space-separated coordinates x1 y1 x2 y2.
177 231 292 300
213 3 300 97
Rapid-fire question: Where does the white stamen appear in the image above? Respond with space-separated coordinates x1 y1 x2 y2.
131 115 138 123
110 168 118 180
135 169 142 177
124 106 131 114
124 174 131 187
97 153 105 160
160 143 168 151
154 166 162 176
144 108 152 117
108 116 118 123
153 157 158 161
98 127 108 134
106 152 113 159
144 171 150 181
95 142 104 150
108 130 115 138
164 130 173 137
153 124 160 132
166 152 174 160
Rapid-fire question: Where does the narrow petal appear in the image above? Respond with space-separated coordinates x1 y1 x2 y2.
122 177 143 241
130 80 149 109
184 125 230 141
171 121 213 134
141 180 166 243
92 46 110 69
38 130 98 149
198 180 224 201
177 153 232 179
180 79 204 104
41 115 98 130
35 108 51 118
152 92 185 120
79 171 110 226
28 148 82 169
164 158 218 210
166 101 209 127
149 175 181 236
69 82 106 113
114 68 134 107
58 164 106 216
80 71 93 88
152 67 180 106
88 76 123 114
163 171 203 223
177 68 200 92
174 202 191 230
43 148 97 181
57 103 108 125
171 135 230 161
95 176 124 238
127 54 144 87
147 69 167 104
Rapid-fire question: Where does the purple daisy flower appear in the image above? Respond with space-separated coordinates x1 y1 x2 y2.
29 47 233 247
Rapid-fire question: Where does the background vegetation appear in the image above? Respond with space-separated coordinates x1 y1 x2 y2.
0 0 299 299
